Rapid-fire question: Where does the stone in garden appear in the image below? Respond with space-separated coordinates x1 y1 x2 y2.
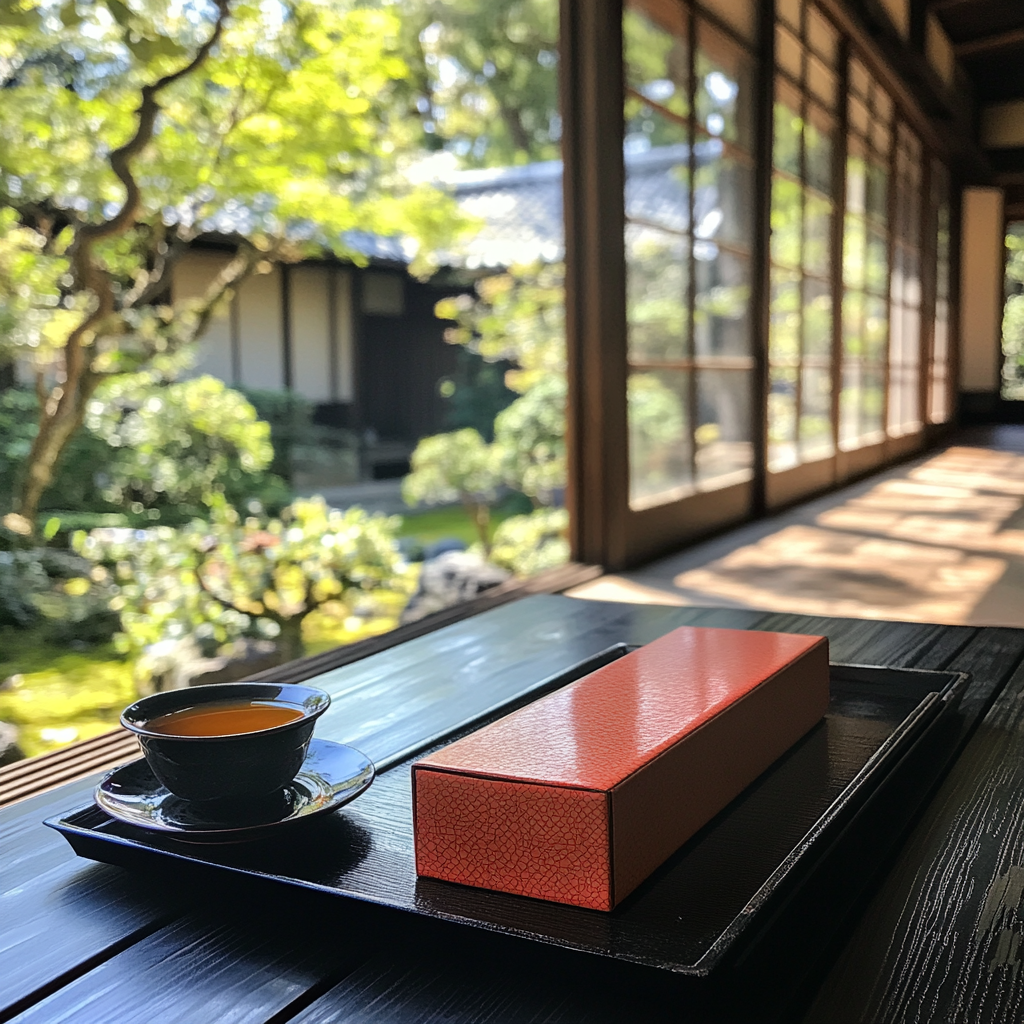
400 551 510 625
0 721 24 767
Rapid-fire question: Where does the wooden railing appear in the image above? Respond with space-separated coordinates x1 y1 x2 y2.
0 562 602 807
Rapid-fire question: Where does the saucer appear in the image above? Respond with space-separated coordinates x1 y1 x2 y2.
95 738 374 843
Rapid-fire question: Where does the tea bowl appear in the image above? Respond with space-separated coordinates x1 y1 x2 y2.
120 682 331 805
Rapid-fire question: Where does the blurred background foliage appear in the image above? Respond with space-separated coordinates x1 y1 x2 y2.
0 0 572 761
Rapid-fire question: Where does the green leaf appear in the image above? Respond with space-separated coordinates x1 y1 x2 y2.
59 2 81 28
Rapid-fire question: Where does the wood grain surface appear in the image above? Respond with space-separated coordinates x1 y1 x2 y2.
806 649 1024 1022
1 595 1021 1024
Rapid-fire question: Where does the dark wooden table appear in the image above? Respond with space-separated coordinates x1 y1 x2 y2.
4 594 1024 1023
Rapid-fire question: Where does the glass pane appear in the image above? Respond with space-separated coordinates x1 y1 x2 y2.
1002 222 1024 400
865 295 888 362
774 77 802 177
696 20 754 151
694 150 753 250
777 0 801 31
849 59 871 100
846 140 866 214
902 246 921 307
844 213 866 289
771 175 802 268
624 7 690 121
890 243 905 306
804 191 833 278
843 289 864 358
874 89 893 124
840 361 861 448
696 369 753 488
624 89 688 152
866 227 888 294
626 223 689 361
805 105 834 195
695 251 751 357
807 58 837 110
870 118 890 159
861 366 885 439
866 158 889 225
770 266 801 365
628 369 692 506
627 150 689 234
701 0 756 44
776 25 803 81
769 365 799 472
803 276 832 359
801 364 834 460
888 359 919 436
807 7 838 63
849 96 870 137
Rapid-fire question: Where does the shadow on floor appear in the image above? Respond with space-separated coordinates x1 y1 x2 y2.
568 427 1024 628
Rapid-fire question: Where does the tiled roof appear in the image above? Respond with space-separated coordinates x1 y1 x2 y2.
441 140 722 268
184 142 721 269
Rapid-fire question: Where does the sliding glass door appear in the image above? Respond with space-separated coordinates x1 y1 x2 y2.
619 0 758 561
562 0 957 569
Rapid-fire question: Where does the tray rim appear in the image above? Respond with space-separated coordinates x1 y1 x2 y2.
45 660 971 977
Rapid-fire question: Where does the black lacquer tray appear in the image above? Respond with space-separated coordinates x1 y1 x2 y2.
48 649 969 977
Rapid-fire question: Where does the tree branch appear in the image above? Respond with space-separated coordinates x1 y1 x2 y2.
194 558 262 621
79 1 232 251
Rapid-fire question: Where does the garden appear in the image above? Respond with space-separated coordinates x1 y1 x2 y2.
0 0 572 763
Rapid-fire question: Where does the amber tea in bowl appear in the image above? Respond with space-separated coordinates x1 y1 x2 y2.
144 701 306 737
121 682 331 804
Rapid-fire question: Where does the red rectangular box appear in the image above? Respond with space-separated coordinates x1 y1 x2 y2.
413 626 830 910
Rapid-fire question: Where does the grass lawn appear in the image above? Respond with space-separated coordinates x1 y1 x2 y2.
0 628 135 758
0 582 419 759
398 496 525 549
0 498 522 761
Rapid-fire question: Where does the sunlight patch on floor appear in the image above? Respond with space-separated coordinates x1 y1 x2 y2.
568 445 1024 626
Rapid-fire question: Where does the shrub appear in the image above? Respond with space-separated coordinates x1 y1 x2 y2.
0 547 118 641
486 508 569 577
76 497 416 686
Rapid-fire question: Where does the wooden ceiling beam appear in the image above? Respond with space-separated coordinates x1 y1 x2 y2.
955 26 1024 59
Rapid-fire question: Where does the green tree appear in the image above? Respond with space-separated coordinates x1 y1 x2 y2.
0 373 278 523
76 496 413 680
399 0 560 167
1002 224 1024 399
0 0 464 533
402 427 502 550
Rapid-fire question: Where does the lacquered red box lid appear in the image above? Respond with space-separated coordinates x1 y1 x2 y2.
416 626 826 791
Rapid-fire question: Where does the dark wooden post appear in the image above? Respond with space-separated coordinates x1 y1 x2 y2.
561 0 628 569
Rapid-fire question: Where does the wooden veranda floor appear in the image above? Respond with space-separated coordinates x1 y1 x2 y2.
568 426 1024 628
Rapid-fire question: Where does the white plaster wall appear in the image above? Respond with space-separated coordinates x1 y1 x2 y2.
959 187 1005 394
981 101 1024 150
237 266 284 391
290 266 331 402
172 251 233 382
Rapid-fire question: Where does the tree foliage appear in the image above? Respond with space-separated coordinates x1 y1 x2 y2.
0 374 280 521
0 0 467 530
75 496 414 682
1003 224 1024 399
399 0 560 168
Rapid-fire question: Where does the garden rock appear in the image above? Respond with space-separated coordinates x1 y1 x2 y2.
147 638 282 691
400 551 510 625
0 721 24 767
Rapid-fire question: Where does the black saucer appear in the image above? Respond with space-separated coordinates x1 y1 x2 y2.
95 738 374 843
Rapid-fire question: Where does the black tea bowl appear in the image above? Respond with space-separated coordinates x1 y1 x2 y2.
120 682 331 805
